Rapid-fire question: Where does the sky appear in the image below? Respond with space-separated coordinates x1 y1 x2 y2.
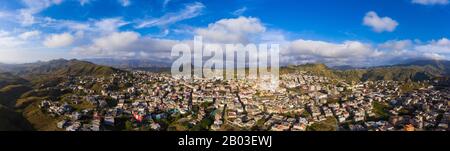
0 0 450 66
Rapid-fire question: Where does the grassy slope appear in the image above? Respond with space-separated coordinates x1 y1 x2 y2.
307 117 338 131
22 102 60 131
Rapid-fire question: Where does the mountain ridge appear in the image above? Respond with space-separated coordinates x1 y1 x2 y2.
284 59 450 82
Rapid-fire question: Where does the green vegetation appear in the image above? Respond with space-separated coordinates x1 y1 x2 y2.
400 82 426 93
190 118 213 131
372 102 389 120
15 96 43 109
307 117 338 131
362 66 436 81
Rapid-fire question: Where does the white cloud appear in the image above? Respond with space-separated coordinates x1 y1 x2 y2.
118 0 131 7
423 53 446 60
92 32 138 51
136 2 205 28
79 0 91 6
43 32 74 48
415 38 450 54
84 16 440 66
72 31 139 56
163 0 171 9
378 40 413 50
0 11 11 18
412 0 449 5
288 40 377 58
94 18 129 33
363 11 398 33
0 31 25 48
19 30 41 40
71 31 181 60
195 16 266 43
375 38 450 62
18 0 64 26
283 39 385 66
232 7 247 16
41 17 129 34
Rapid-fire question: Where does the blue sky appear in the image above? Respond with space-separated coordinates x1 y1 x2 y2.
0 0 449 66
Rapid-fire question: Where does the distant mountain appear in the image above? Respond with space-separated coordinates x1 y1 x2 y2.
361 66 437 81
52 59 123 76
330 65 362 70
0 72 29 88
84 58 171 69
396 59 450 76
0 59 124 88
284 63 337 78
283 64 364 82
2 59 123 79
284 59 450 82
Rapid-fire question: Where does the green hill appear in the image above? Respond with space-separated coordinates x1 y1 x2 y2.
361 66 437 81
2 59 122 81
398 59 450 75
6 59 124 86
283 60 448 82
282 63 363 82
53 60 122 76
0 59 125 131
284 63 338 78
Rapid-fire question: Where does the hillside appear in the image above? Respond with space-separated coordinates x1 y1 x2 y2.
283 59 449 82
17 59 122 78
282 64 363 82
0 104 33 131
21 101 60 131
2 59 122 78
84 58 170 69
361 66 437 81
397 59 450 76
0 85 32 108
0 72 29 88
54 60 122 76
1 59 124 85
284 64 338 78
0 59 123 131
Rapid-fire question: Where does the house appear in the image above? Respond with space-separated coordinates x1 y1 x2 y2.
104 116 115 126
91 119 101 131
404 124 415 131
98 100 108 108
72 112 82 121
57 120 67 129
150 123 161 130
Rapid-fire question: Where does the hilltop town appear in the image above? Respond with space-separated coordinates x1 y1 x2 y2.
33 69 449 131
